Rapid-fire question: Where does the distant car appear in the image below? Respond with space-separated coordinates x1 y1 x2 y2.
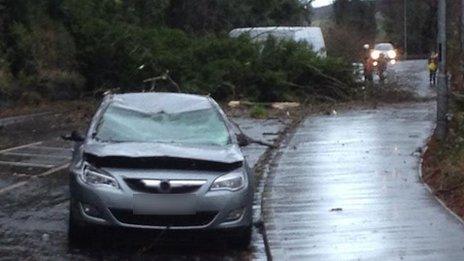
370 43 397 65
229 26 327 57
65 92 254 249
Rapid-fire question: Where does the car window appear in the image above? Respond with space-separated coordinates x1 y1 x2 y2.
94 104 230 146
374 44 394 51
251 30 296 42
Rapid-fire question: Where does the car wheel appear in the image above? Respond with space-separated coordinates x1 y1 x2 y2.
228 226 252 250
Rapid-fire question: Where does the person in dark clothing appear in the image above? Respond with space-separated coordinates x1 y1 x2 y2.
376 53 388 82
362 44 373 82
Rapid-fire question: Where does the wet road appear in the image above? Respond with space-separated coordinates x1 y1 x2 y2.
0 113 285 260
390 60 436 98
262 60 464 260
263 102 464 259
0 59 445 260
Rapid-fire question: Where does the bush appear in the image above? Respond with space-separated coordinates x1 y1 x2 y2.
7 17 85 101
0 61 14 103
18 91 42 105
40 70 86 100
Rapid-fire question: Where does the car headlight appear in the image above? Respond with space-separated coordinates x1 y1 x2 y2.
371 50 380 60
210 169 246 192
80 165 119 189
387 50 397 59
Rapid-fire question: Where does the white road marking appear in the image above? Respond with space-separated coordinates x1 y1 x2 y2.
0 163 69 195
0 160 55 168
0 141 43 153
29 145 71 151
0 111 54 127
0 138 72 195
0 181 27 195
37 164 69 177
0 151 71 159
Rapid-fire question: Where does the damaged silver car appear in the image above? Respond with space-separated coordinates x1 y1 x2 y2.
65 92 254 248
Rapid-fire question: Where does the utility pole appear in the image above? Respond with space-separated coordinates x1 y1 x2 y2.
436 0 448 140
461 0 464 91
403 0 407 58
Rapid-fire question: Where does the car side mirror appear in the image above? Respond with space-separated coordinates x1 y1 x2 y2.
236 133 250 147
61 130 85 142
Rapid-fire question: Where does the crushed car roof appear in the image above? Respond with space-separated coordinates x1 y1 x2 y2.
84 92 243 164
110 92 213 114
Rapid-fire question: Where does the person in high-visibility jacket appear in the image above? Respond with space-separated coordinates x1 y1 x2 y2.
428 52 438 85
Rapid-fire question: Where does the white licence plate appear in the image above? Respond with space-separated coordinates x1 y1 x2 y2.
132 194 197 215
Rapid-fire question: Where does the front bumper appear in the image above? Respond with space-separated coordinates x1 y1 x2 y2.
70 173 253 230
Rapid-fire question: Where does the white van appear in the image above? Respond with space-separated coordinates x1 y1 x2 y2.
229 26 326 57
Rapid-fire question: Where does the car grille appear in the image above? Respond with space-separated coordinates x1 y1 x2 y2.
124 178 204 194
110 209 217 227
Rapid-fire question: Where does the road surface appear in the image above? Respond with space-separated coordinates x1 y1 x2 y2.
262 60 464 260
390 59 436 98
0 59 451 260
0 111 285 260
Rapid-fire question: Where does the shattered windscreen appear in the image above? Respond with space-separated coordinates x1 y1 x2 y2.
94 104 230 146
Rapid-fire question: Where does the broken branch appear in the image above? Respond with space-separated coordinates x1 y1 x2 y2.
230 119 276 148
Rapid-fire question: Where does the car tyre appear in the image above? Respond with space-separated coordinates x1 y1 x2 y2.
228 226 252 250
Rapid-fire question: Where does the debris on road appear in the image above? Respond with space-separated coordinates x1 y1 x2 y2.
326 109 338 116
271 102 300 110
227 100 300 111
262 131 281 136
228 101 241 108
41 233 50 242
231 120 276 148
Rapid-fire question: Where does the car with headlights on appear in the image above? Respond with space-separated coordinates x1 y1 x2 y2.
370 43 397 65
64 92 254 248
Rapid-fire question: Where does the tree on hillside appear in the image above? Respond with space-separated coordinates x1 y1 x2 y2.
333 0 376 39
376 0 436 56
324 0 376 61
167 0 311 34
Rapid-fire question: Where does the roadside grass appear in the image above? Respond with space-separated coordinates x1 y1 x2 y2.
423 110 464 218
249 105 268 119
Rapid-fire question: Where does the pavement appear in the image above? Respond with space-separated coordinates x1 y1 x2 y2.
0 111 286 260
390 59 436 98
262 60 464 260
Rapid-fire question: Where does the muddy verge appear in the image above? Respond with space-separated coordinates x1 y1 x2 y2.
422 135 464 219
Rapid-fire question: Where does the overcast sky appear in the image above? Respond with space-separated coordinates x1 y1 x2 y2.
312 0 334 8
